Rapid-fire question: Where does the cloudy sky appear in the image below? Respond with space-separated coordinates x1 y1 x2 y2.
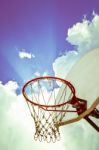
0 0 99 150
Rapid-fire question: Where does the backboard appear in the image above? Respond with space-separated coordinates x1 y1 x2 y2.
56 48 99 128
66 48 99 107
57 48 99 107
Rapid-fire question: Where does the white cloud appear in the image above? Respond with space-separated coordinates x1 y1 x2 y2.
0 81 65 150
67 13 99 52
43 71 49 76
4 81 19 93
34 71 41 76
34 71 49 77
19 49 35 59
53 13 99 78
53 50 78 78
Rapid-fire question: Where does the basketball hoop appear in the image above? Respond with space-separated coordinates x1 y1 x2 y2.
22 76 79 142
22 76 99 142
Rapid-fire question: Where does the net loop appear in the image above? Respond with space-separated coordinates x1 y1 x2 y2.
34 115 60 142
22 76 76 142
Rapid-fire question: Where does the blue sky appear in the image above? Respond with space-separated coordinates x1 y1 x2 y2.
0 0 99 86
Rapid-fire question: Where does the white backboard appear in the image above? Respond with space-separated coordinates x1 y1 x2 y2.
58 48 99 107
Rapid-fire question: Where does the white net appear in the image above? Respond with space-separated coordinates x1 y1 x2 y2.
23 77 76 142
